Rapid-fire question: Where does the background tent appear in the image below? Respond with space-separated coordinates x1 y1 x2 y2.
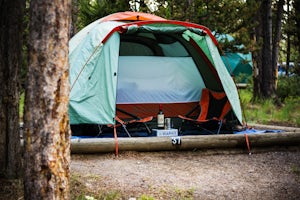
216 34 253 83
69 12 243 130
222 52 252 83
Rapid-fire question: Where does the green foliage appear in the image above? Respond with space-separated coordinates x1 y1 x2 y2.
147 0 259 54
95 191 121 200
291 164 300 175
279 0 300 65
195 0 259 52
21 1 30 91
19 92 24 121
75 0 260 54
277 76 300 101
71 173 122 200
74 192 121 200
138 195 155 200
174 187 195 200
77 0 130 29
239 88 300 127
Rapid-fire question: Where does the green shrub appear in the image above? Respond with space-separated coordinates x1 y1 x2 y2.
277 76 300 101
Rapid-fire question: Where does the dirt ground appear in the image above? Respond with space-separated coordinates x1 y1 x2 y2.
1 147 299 200
71 147 300 200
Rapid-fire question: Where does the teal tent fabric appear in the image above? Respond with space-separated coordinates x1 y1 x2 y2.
183 31 242 124
69 16 244 126
69 22 122 124
215 33 253 83
222 52 252 82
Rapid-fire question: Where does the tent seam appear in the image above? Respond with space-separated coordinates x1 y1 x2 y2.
70 42 104 91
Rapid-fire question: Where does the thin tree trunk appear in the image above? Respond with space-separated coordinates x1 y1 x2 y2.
286 0 291 76
261 0 274 98
272 0 284 88
0 0 24 179
23 0 71 199
252 1 263 99
295 0 300 76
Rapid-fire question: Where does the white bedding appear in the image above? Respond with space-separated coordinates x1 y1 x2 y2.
116 56 205 104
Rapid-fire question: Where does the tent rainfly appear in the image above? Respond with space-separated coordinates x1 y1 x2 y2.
69 12 243 130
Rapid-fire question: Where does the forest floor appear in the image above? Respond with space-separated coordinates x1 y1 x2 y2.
70 146 300 200
1 147 300 200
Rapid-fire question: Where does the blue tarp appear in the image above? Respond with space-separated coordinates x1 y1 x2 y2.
71 128 284 139
234 129 283 134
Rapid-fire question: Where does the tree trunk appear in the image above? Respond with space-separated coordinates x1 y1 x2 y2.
253 0 276 99
252 1 263 99
0 0 24 179
272 0 284 88
261 0 275 98
23 0 71 199
286 0 291 76
294 0 300 54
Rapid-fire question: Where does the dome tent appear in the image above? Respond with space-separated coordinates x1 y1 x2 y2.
69 12 243 133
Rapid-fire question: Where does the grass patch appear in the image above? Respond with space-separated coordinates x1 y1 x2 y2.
71 173 122 200
239 89 300 127
19 92 24 122
138 195 156 200
291 165 300 176
174 187 195 200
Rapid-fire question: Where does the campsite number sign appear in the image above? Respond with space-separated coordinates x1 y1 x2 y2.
171 137 181 145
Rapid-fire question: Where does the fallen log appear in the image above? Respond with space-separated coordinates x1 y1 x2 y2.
71 131 300 154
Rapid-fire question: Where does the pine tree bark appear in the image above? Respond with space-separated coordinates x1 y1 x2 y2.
272 0 284 87
286 0 291 76
23 0 71 199
253 0 276 99
252 1 263 99
261 0 275 98
0 0 24 179
293 0 300 54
